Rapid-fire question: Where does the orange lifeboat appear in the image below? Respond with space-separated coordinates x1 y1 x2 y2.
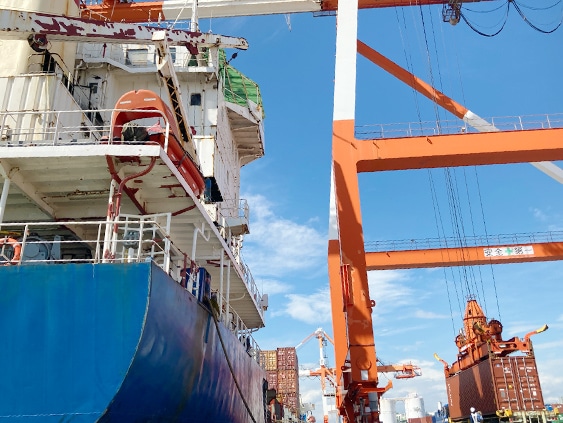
111 89 205 198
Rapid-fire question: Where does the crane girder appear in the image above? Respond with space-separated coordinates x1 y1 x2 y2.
0 8 248 52
81 0 498 22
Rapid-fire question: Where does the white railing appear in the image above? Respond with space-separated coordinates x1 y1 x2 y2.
365 230 563 252
78 43 211 72
218 293 261 364
0 108 169 147
0 216 262 359
0 215 178 269
356 113 563 140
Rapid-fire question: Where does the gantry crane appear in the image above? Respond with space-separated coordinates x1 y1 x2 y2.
71 2 563 422
297 329 421 423
297 328 337 423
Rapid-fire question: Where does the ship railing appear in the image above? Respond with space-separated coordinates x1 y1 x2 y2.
0 215 187 281
365 230 563 252
0 108 175 149
78 43 213 72
219 295 262 364
215 200 265 320
355 113 563 139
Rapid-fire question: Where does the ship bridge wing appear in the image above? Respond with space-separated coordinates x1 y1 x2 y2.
222 62 265 166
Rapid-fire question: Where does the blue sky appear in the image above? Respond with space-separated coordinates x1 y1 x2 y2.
194 1 563 421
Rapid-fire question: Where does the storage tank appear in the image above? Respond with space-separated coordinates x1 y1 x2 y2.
405 393 425 419
380 398 397 423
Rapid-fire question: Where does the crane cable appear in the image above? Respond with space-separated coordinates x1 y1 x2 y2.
419 4 496 319
461 0 563 36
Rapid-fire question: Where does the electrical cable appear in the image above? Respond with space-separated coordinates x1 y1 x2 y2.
460 7 509 37
461 0 562 36
511 0 563 33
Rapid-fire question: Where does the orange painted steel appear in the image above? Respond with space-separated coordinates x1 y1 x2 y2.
82 0 496 22
321 0 493 12
329 36 563 420
82 1 164 22
331 118 391 421
355 128 563 172
357 40 468 119
365 241 563 270
437 299 547 376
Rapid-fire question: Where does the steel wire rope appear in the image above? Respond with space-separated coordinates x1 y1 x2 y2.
393 2 464 331
428 9 483 305
426 5 468 331
428 169 462 335
462 168 489 315
450 169 479 298
417 5 442 133
419 5 479 313
168 0 190 30
426 3 448 125
473 166 502 321
436 3 476 332
443 168 473 298
394 3 425 131
416 3 468 328
420 8 486 307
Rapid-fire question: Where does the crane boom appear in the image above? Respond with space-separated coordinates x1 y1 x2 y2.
81 0 499 22
0 8 248 51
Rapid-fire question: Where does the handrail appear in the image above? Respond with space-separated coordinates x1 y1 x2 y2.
365 230 563 252
356 113 563 140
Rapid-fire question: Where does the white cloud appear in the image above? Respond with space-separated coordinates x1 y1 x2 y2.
532 207 548 221
368 270 415 312
243 194 327 278
272 288 333 325
413 310 450 319
259 278 291 295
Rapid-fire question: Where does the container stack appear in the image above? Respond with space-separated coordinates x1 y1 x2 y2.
260 347 300 415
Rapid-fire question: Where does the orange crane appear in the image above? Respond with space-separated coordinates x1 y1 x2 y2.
296 328 337 423
81 0 496 23
434 298 548 377
297 329 421 423
74 1 563 422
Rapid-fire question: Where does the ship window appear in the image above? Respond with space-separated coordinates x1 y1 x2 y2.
190 93 201 106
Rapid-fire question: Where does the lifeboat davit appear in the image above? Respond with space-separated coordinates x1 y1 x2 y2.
111 89 205 198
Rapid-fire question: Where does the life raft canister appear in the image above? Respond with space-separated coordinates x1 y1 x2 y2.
0 237 21 265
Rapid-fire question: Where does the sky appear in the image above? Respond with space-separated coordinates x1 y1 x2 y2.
190 1 563 421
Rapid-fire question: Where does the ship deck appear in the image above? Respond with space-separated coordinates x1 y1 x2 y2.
0 134 265 330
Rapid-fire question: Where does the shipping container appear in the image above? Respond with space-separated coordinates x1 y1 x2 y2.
277 392 299 415
277 347 298 370
266 370 278 391
261 350 278 371
446 355 544 420
277 369 299 393
408 416 433 423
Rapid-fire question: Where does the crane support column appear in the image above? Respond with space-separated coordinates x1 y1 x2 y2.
329 0 385 420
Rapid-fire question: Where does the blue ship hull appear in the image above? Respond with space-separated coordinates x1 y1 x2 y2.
0 262 267 422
